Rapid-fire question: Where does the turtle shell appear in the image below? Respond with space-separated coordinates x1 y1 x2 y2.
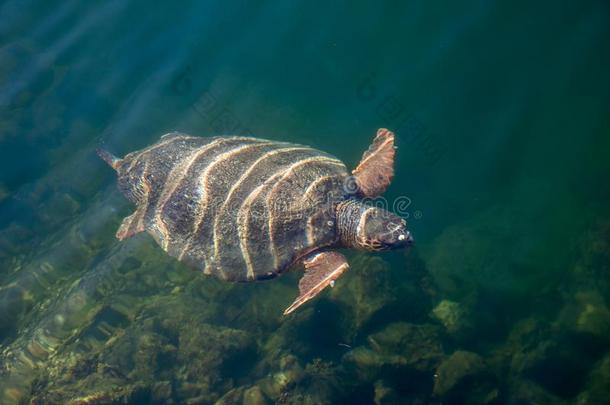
114 133 349 281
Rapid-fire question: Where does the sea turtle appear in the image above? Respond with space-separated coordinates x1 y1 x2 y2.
98 128 413 314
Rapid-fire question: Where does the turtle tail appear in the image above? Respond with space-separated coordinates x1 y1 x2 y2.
97 148 121 171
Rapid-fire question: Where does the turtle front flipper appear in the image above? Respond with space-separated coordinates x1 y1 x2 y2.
283 251 349 315
116 210 145 240
352 128 395 197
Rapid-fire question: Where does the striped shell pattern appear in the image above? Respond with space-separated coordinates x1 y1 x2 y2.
115 133 349 281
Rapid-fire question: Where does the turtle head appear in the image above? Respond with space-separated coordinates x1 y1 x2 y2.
336 200 413 251
357 207 413 251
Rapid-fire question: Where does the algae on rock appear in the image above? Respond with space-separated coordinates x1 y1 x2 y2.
433 350 499 404
344 322 444 383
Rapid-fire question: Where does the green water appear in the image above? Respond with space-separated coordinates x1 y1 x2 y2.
1 1 609 403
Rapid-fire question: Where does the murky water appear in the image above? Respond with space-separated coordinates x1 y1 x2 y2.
1 1 609 403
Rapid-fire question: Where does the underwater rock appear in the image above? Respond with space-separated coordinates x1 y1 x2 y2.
215 386 247 404
243 385 270 405
257 353 305 400
170 318 255 401
433 350 498 404
572 218 610 297
0 284 34 343
0 194 144 347
426 206 516 300
260 294 352 364
249 355 342 404
425 205 564 314
367 322 444 371
0 240 154 404
258 325 303 370
344 322 444 382
557 290 610 343
507 379 567 405
506 318 590 398
215 385 270 405
330 255 397 334
39 384 151 405
330 250 434 341
509 337 562 387
424 203 588 358
31 314 254 403
576 353 610 404
373 379 399 404
304 357 336 380
7 270 256 405
150 380 174 403
431 299 473 338
290 358 344 404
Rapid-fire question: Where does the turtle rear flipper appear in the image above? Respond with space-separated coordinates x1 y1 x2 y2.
284 251 349 315
352 128 395 197
97 148 121 170
116 210 145 240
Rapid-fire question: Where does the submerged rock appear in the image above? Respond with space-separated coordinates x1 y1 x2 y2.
577 353 610 404
258 353 304 399
330 250 434 339
558 290 610 343
508 379 568 405
373 379 399 404
506 318 591 398
344 322 444 383
433 351 498 404
243 386 270 405
572 219 610 297
431 299 473 339
425 204 565 325
291 358 343 403
215 385 270 405
330 255 397 334
9 180 609 405
16 281 258 404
